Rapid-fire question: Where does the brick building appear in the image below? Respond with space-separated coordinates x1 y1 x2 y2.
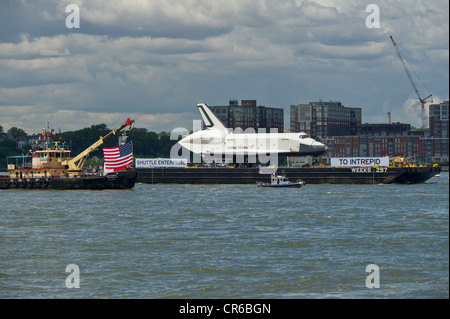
290 100 449 164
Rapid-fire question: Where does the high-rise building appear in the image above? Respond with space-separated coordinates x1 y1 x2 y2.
428 100 449 161
290 101 361 138
429 101 449 138
210 100 284 133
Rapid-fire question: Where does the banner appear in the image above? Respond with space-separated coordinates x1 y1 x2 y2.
135 158 188 168
331 157 389 167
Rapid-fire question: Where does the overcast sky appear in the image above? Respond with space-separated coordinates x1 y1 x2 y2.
0 0 448 134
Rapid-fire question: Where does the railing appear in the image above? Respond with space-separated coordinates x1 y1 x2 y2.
7 156 33 170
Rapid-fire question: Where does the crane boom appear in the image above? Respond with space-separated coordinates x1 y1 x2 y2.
64 118 135 173
389 35 432 128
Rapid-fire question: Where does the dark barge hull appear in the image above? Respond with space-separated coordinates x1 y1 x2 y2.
136 166 441 185
0 170 137 190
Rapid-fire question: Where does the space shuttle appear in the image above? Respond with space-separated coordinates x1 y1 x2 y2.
178 102 327 161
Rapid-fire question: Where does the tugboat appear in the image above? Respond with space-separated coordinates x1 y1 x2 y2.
0 118 137 190
257 173 305 188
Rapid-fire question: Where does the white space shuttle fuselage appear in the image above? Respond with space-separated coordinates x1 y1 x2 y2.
178 103 328 158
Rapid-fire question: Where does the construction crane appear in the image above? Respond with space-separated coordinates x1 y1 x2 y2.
63 118 135 174
389 35 432 128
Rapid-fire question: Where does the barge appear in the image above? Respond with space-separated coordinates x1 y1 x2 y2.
0 119 137 190
136 165 440 185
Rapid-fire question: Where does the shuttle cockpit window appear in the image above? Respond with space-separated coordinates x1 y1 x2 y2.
299 133 309 139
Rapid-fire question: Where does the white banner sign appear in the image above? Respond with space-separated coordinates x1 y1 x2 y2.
135 158 188 168
331 157 389 167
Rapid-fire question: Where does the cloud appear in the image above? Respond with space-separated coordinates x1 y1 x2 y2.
0 0 448 135
0 102 197 135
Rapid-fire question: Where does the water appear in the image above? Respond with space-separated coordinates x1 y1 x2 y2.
0 172 448 299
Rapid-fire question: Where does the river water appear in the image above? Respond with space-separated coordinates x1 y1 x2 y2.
0 172 448 299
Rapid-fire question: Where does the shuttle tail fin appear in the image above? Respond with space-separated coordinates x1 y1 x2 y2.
197 102 229 133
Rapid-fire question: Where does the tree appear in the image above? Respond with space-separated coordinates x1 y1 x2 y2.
0 139 22 169
7 127 27 138
58 123 113 157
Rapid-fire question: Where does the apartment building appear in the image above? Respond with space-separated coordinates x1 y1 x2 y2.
210 100 284 133
290 101 361 138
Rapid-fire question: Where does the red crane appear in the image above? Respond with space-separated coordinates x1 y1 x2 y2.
389 35 432 128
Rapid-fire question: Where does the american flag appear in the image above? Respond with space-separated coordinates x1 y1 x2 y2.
103 141 133 171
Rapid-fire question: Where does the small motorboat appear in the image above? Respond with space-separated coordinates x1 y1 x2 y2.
256 174 305 188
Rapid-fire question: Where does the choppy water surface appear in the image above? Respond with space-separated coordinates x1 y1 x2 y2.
0 172 448 298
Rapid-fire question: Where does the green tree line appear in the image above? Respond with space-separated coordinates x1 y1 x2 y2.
0 125 30 169
0 124 180 170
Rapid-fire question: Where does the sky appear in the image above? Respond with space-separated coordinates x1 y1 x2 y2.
0 0 448 135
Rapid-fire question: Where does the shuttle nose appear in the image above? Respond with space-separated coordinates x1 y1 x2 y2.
311 141 327 154
178 135 191 148
312 141 326 149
